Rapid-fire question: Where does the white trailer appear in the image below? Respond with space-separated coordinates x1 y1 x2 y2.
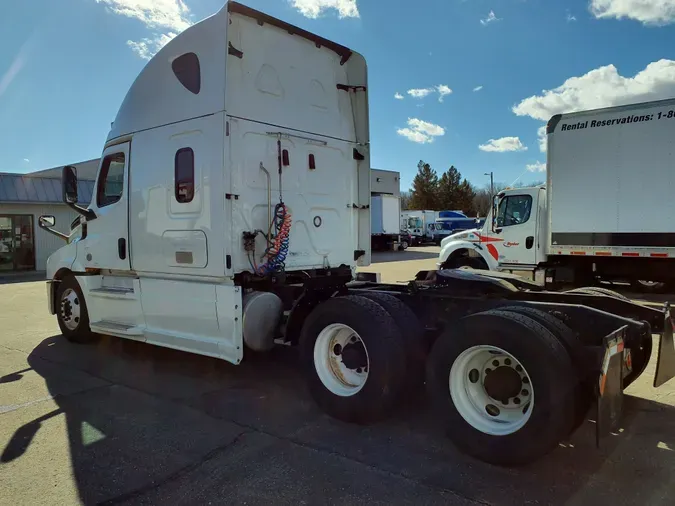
371 194 403 250
39 3 675 467
438 98 675 291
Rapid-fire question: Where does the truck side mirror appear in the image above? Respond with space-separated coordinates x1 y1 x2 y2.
62 165 78 204
38 215 55 228
492 194 502 233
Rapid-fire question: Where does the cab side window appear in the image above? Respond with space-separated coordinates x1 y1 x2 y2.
497 195 532 227
175 148 195 203
96 153 125 208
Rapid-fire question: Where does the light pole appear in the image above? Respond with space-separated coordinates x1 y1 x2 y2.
484 172 494 199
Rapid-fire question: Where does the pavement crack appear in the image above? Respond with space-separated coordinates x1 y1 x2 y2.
97 429 252 506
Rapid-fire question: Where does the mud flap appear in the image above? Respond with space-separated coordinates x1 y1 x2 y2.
596 327 626 447
654 304 675 388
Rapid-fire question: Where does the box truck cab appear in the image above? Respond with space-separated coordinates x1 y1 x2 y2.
438 186 546 272
41 1 370 361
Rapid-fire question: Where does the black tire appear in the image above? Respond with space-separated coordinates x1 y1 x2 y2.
299 295 407 424
443 254 488 271
55 275 94 343
357 292 427 391
496 306 592 434
426 310 577 466
566 287 630 301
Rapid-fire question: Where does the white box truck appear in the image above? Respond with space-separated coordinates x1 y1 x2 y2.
39 2 675 466
371 194 403 250
438 98 675 292
401 210 437 244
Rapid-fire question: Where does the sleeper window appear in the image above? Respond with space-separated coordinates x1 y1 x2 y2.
96 153 125 208
175 148 194 203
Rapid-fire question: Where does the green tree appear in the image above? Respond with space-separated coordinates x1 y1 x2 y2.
408 160 439 209
437 165 476 214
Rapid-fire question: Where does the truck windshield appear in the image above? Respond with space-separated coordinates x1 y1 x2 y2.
408 218 423 228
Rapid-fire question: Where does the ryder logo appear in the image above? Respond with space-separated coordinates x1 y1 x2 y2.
503 241 520 248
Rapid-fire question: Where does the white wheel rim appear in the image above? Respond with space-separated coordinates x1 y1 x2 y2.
638 280 661 287
450 345 534 436
59 288 81 331
314 323 369 397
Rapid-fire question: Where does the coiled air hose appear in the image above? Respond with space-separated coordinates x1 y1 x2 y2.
256 202 292 276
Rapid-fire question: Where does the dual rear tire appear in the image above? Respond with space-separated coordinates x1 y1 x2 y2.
299 294 423 424
300 295 585 466
426 308 581 466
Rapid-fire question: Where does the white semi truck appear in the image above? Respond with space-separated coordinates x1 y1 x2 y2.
439 98 675 292
39 1 675 466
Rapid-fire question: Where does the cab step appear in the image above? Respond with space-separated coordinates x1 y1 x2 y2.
90 320 144 337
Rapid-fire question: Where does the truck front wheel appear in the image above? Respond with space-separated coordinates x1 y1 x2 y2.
426 310 577 466
300 295 407 424
56 276 94 343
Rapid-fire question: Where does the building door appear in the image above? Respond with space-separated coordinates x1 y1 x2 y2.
0 215 35 272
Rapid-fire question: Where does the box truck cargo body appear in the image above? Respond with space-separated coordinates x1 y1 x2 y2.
371 194 401 250
547 99 675 258
439 98 675 290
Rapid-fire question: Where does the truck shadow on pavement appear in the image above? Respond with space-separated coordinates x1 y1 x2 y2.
3 334 675 505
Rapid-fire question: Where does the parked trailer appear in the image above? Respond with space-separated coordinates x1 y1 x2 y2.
371 194 403 250
439 99 675 292
39 1 675 467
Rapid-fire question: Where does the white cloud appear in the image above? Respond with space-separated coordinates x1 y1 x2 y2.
526 161 546 173
436 84 453 102
290 0 359 19
480 10 500 26
590 0 675 25
95 1 192 59
23 158 30 163
479 136 527 152
95 0 192 31
473 85 483 92
537 125 547 153
567 13 577 22
513 59 675 121
127 32 176 60
408 87 434 98
394 92 404 100
0 38 31 98
397 118 445 144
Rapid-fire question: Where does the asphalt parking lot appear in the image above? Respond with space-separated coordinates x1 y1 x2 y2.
2 247 675 505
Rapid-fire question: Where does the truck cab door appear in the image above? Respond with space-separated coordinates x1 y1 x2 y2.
79 143 131 271
492 191 537 267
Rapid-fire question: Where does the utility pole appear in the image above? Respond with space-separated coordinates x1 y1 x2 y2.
484 172 494 199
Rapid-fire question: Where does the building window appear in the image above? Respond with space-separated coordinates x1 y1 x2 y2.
0 215 35 272
172 53 201 94
175 148 194 203
97 153 125 208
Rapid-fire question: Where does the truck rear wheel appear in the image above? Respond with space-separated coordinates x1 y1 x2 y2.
496 306 592 434
426 310 577 466
357 292 427 391
300 295 407 424
56 276 95 344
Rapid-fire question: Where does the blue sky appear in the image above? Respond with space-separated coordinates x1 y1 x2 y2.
2 0 675 191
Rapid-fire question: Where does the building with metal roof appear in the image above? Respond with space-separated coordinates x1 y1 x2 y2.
0 161 97 274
